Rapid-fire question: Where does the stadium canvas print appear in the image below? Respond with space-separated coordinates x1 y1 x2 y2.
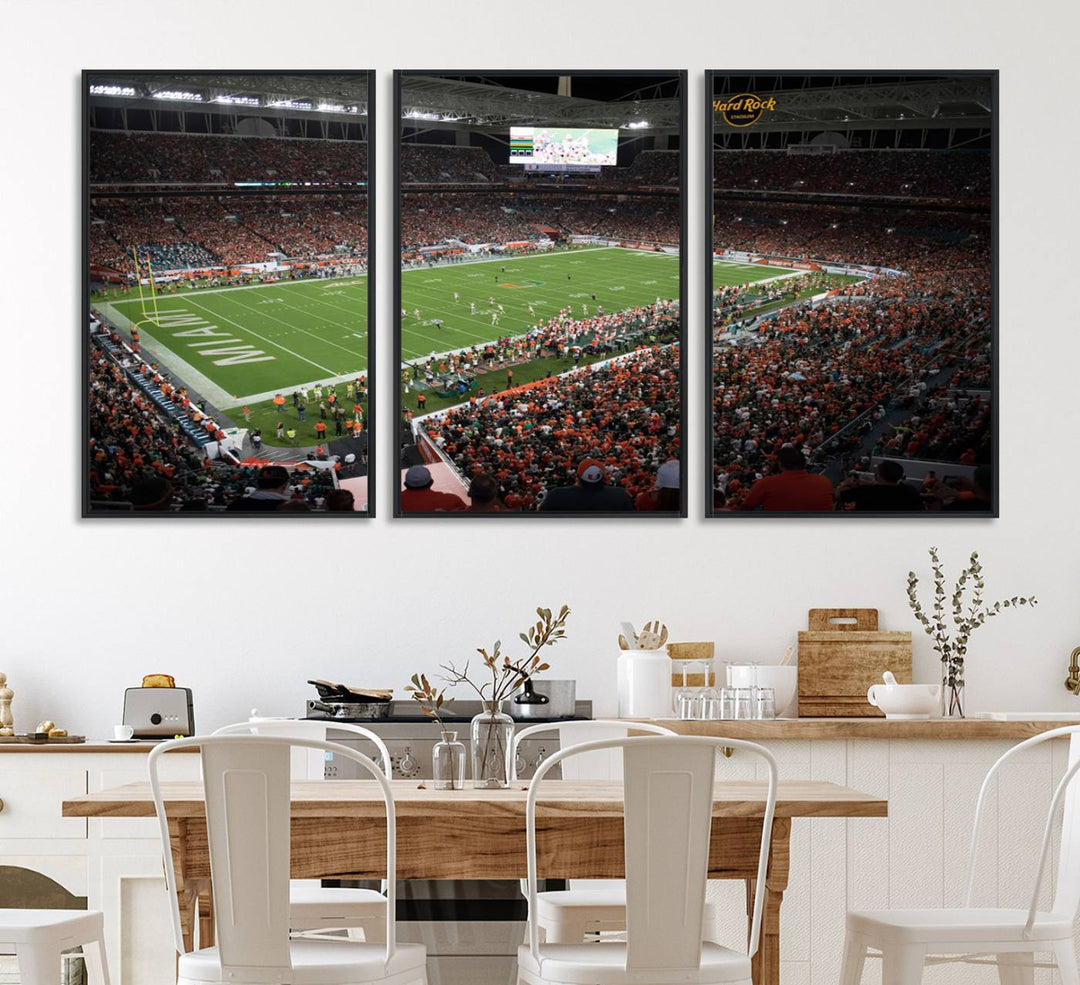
394 71 686 516
85 71 373 516
708 72 997 516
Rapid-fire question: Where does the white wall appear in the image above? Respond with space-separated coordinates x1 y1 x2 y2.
1 0 1078 739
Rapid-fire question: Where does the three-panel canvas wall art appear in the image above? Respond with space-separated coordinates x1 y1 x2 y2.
83 70 995 518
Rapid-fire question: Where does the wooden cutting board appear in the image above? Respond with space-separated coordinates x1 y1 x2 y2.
797 609 911 717
0 735 87 744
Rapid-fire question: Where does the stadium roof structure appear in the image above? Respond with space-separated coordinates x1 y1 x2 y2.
87 73 369 119
400 75 681 134
713 77 992 136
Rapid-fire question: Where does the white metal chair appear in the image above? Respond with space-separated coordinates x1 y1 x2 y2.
840 725 1080 985
149 735 427 985
214 718 391 940
0 908 111 985
517 734 778 985
510 720 696 944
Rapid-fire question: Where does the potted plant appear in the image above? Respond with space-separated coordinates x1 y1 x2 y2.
906 548 1037 717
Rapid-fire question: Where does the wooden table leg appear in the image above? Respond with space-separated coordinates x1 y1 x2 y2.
747 818 791 985
169 819 215 953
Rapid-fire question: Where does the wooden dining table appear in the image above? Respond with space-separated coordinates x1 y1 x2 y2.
64 779 886 985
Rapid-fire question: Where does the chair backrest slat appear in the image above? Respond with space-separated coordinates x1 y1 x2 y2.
523 735 777 974
623 741 716 971
201 739 292 973
149 734 398 977
963 725 1080 922
1052 731 1080 918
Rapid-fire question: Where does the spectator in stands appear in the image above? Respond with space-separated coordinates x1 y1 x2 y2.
226 465 292 512
400 465 467 513
467 472 507 513
944 464 994 513
837 460 924 512
635 459 681 512
539 459 634 513
740 447 835 512
130 476 174 511
324 489 356 512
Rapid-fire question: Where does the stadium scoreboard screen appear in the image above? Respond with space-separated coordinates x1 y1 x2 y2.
508 126 619 172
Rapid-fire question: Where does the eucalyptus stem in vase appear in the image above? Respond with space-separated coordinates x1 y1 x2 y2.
906 548 1037 717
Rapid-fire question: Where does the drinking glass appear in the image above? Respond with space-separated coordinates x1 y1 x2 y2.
734 687 753 720
754 687 776 720
675 689 701 720
720 687 737 720
700 684 721 720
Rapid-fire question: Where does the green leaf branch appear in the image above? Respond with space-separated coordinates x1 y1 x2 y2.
907 548 1037 715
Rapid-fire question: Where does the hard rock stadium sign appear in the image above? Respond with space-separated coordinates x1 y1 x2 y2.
713 93 777 127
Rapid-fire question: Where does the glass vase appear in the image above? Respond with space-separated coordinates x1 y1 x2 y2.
942 659 965 717
432 730 466 790
470 702 514 789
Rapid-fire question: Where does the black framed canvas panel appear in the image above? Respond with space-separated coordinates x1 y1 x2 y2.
706 72 997 517
394 71 687 517
84 71 375 517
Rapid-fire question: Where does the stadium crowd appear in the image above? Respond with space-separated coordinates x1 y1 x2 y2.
713 201 988 269
418 343 680 512
399 192 678 251
875 387 991 465
91 194 368 274
406 299 679 388
712 231 992 510
713 149 990 200
88 348 356 512
90 130 366 185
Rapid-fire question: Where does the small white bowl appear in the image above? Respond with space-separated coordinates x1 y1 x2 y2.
727 665 799 717
866 683 941 719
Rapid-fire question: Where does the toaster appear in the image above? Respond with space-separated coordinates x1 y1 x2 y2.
122 687 195 738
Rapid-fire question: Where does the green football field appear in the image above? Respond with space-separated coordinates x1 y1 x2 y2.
399 247 684 362
100 275 368 409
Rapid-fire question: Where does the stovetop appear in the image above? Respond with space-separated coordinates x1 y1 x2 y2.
305 699 592 725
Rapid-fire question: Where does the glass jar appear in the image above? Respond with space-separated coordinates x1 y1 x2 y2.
433 729 466 790
470 702 514 788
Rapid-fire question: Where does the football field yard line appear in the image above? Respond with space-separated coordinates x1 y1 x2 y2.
180 296 339 377
219 289 364 363
305 293 369 324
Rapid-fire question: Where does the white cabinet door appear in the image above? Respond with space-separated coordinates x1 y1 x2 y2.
0 769 87 839
99 854 176 985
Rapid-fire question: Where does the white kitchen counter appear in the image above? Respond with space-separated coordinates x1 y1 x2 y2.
2 731 1077 985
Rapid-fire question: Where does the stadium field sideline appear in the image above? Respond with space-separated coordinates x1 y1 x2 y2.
101 275 368 408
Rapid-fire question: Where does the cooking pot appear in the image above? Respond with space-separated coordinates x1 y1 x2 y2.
512 679 576 720
306 698 393 720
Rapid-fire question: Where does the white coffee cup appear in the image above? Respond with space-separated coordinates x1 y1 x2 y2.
113 724 135 741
